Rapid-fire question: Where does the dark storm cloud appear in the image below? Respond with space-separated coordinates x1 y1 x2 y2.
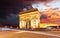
0 0 24 25
0 14 19 26
40 14 48 19
0 0 24 18
6 14 19 26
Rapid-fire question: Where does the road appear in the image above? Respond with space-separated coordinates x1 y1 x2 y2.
0 30 60 38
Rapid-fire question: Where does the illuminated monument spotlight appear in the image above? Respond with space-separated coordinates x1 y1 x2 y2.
19 8 40 30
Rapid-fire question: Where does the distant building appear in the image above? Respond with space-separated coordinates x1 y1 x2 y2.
19 8 40 30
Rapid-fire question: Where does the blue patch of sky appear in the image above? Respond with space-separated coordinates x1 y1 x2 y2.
32 1 60 11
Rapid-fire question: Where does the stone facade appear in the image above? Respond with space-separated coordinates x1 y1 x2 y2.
19 9 40 30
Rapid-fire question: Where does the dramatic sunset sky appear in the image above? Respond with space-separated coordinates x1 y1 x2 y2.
0 0 60 25
32 0 60 24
